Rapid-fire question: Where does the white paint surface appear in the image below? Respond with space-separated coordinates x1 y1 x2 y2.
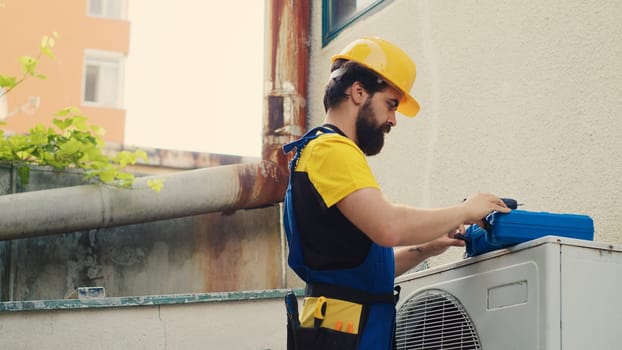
307 0 622 265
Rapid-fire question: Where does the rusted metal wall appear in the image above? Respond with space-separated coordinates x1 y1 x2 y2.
5 208 282 301
0 164 283 301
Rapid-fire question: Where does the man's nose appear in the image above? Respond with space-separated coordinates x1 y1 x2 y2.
388 113 397 127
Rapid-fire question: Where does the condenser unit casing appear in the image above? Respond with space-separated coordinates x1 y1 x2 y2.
394 236 622 350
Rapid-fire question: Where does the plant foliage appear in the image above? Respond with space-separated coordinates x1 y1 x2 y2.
0 32 163 191
0 32 58 98
0 107 158 189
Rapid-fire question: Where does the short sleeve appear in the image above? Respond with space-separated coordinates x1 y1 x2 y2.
297 134 379 208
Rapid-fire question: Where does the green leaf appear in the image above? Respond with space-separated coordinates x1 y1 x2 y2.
134 149 148 162
115 151 136 167
90 125 105 136
83 135 98 146
40 35 49 48
82 147 106 162
54 106 79 117
116 171 134 179
28 126 49 145
58 138 82 156
19 56 38 75
53 117 73 130
40 35 56 48
17 166 30 185
7 134 28 149
98 168 117 183
70 115 89 130
45 159 67 170
41 46 55 60
0 74 17 89
147 179 165 192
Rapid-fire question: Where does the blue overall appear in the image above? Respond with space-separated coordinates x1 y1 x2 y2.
283 126 397 350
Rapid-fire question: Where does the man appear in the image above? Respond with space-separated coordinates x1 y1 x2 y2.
282 36 510 350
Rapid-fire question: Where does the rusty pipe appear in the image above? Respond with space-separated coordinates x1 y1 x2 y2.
0 161 287 240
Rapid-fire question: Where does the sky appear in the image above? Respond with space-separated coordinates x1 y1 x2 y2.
124 1 265 157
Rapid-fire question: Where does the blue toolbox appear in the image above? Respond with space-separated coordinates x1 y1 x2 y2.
464 209 594 257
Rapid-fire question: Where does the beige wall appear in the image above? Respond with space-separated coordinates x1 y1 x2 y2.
308 0 622 265
0 297 290 350
0 0 128 143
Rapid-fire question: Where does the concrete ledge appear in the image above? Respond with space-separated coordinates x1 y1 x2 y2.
0 289 298 349
0 288 305 312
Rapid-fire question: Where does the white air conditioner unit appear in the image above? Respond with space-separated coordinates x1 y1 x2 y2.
394 236 622 350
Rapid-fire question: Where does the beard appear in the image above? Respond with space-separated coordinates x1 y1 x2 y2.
356 99 391 156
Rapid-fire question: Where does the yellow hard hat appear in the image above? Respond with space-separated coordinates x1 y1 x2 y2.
331 36 420 117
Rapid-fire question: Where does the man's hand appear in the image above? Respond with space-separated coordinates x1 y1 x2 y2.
418 228 466 257
394 227 466 277
462 193 511 228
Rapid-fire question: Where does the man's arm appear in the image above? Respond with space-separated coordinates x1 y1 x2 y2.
337 188 509 247
394 233 466 277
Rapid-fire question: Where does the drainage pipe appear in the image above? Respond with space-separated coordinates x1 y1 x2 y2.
0 161 286 240
263 0 310 169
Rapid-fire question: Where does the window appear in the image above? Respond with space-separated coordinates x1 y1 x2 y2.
87 0 127 19
322 0 389 46
83 50 125 108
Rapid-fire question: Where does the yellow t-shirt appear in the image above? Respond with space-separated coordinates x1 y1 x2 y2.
295 132 380 208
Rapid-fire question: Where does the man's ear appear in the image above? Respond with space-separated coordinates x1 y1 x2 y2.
351 81 367 105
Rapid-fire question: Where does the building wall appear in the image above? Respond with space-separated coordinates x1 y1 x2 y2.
307 0 622 266
0 293 292 350
0 0 128 143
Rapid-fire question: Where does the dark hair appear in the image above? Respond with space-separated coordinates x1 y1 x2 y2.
323 59 388 112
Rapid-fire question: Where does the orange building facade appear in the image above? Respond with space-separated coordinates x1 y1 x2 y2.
0 0 129 143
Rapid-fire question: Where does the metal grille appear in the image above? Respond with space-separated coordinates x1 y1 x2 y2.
395 289 481 350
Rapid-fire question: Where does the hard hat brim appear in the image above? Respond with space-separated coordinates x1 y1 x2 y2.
398 94 420 117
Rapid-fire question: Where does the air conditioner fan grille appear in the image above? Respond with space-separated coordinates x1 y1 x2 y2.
395 289 481 350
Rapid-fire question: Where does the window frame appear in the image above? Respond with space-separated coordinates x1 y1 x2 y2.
82 49 125 109
87 0 128 20
322 0 389 47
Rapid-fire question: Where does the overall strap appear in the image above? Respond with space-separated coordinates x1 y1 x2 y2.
282 126 336 173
